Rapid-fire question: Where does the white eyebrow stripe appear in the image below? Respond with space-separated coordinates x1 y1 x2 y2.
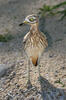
25 15 36 23
25 17 30 22
32 16 36 19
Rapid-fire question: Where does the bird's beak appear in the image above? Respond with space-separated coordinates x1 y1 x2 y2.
19 20 28 26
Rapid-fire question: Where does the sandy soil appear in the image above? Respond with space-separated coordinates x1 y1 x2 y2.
0 0 66 100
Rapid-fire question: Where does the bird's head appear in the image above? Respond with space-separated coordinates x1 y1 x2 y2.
19 14 39 26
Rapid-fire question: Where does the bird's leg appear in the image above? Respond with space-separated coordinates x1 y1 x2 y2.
38 64 41 81
26 59 32 89
38 59 42 82
27 59 30 82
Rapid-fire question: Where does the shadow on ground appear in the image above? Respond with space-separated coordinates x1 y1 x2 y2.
39 76 66 100
0 65 65 100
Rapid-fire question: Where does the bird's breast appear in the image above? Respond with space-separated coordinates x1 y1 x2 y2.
26 47 44 66
23 31 48 66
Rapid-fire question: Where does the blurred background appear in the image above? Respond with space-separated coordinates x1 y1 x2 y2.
0 0 66 100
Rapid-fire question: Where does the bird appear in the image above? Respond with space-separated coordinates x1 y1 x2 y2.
19 14 48 88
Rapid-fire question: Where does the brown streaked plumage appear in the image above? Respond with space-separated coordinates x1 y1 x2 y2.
23 23 48 66
20 14 48 88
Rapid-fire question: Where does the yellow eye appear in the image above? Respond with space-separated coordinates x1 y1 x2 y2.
29 18 34 21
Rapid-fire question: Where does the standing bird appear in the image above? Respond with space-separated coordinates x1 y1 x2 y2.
19 14 48 88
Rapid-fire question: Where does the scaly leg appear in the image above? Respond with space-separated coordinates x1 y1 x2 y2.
38 59 41 81
38 64 41 81
38 64 41 77
26 59 32 89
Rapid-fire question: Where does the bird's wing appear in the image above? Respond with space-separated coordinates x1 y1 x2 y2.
41 32 47 40
40 32 48 47
23 32 30 43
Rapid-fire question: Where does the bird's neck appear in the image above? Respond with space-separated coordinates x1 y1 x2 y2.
30 23 39 34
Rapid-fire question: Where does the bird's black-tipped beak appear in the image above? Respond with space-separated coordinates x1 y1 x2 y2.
19 20 28 26
19 22 24 26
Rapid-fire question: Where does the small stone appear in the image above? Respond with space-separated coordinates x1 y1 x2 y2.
61 66 65 70
49 53 54 58
6 93 13 100
25 96 35 100
54 72 58 77
19 89 24 94
12 72 16 76
0 64 10 77
16 84 20 88
55 70 58 73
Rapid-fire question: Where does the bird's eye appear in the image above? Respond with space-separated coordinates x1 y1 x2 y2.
29 18 34 22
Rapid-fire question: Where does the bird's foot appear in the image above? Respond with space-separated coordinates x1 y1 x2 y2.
26 80 32 89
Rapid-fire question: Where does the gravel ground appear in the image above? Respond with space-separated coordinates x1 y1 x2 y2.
0 0 66 100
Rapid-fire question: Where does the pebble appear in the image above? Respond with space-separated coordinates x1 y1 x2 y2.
0 64 9 77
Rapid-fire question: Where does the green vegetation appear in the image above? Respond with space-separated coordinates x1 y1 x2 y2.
55 38 63 42
39 1 66 20
55 78 65 87
0 34 14 42
13 16 17 19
